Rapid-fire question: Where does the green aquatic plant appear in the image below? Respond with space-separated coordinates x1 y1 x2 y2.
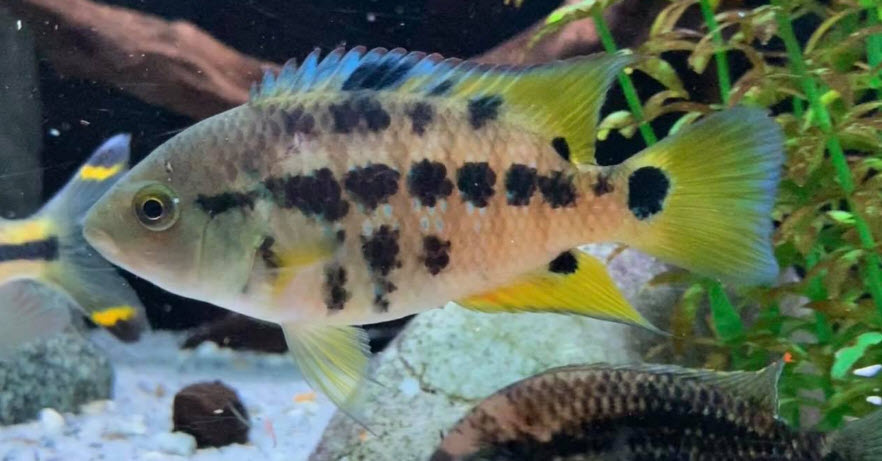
533 0 882 430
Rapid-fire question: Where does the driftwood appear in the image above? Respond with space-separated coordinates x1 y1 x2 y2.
6 0 660 120
4 0 277 119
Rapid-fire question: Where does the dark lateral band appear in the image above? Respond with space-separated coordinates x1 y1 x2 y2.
0 237 60 263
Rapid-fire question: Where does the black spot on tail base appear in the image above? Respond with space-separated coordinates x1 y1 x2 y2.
548 251 578 274
344 164 401 211
263 168 349 221
422 236 451 275
628 166 670 220
329 96 391 133
196 192 258 217
457 162 496 208
0 237 59 263
538 171 577 208
468 95 503 129
323 264 350 311
505 164 537 206
551 137 571 162
408 159 453 207
407 102 434 136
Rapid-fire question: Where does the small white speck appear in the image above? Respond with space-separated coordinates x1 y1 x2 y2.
383 204 393 217
855 364 882 377
79 119 90 126
213 408 223 414
49 128 60 137
16 20 22 31
867 395 882 406
366 12 377 22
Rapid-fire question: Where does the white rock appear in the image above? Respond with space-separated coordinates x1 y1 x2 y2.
38 408 65 434
854 364 882 377
105 414 147 436
153 431 197 456
867 395 882 406
80 399 113 415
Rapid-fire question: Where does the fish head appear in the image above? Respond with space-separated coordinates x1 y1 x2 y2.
83 120 260 305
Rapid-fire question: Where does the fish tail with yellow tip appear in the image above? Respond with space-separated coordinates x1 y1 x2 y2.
0 134 148 357
608 107 783 285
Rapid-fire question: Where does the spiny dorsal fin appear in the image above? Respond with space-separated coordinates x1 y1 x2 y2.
250 47 635 165
546 361 784 414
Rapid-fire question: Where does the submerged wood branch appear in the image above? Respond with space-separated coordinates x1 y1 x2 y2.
5 0 657 120
5 0 277 119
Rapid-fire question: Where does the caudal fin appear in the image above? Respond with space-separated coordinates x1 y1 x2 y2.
615 107 784 285
828 408 882 461
38 134 149 341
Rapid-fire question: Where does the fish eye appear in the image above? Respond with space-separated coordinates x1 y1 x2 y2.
133 184 180 231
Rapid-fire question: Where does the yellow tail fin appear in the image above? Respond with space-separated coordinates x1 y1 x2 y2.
615 107 784 285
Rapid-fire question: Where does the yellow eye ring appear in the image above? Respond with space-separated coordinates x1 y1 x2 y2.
132 183 180 231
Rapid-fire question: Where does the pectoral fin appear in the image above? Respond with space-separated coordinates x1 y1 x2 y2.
282 323 371 413
0 281 72 358
458 250 661 332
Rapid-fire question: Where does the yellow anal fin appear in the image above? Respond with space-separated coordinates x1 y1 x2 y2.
282 323 371 416
458 250 661 333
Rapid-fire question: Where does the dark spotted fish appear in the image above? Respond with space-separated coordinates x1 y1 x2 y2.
0 135 147 356
82 47 783 412
432 363 882 461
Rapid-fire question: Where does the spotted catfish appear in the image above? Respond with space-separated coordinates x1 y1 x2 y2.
0 135 147 356
83 47 783 411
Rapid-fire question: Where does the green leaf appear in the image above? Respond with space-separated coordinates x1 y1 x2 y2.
831 332 882 379
634 57 688 98
828 210 855 224
707 281 744 342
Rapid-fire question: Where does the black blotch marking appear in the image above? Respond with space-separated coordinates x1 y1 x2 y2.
344 164 401 211
422 236 451 275
538 171 577 208
592 173 614 196
428 79 453 96
361 225 401 312
329 96 391 134
323 264 350 311
408 159 453 207
258 236 281 269
196 192 257 217
342 59 414 91
335 229 346 243
548 251 578 274
628 166 670 220
504 164 537 206
551 137 571 162
282 105 315 135
0 237 59 263
407 102 434 136
457 162 496 208
468 95 503 129
263 168 349 221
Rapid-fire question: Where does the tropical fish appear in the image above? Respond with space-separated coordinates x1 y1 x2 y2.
0 134 147 355
82 47 783 411
431 362 882 461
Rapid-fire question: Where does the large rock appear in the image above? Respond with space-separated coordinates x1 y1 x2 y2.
0 330 113 425
310 246 680 460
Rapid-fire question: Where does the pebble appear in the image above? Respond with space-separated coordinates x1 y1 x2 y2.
153 431 197 456
80 400 113 415
105 414 147 436
38 408 65 434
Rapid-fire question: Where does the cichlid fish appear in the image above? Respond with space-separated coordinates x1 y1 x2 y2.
82 47 783 411
431 363 882 461
0 134 147 355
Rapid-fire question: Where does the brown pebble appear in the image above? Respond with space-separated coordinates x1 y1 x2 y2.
172 381 249 448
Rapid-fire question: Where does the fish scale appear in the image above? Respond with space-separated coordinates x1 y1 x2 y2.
84 47 784 413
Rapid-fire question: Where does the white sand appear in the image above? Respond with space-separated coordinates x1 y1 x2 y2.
0 330 335 460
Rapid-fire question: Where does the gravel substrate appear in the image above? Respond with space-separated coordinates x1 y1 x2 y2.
0 331 335 460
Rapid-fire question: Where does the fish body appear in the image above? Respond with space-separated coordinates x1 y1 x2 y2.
0 135 147 355
83 47 783 410
432 363 882 461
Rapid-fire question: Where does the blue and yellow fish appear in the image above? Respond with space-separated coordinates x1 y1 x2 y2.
82 48 783 411
0 134 147 355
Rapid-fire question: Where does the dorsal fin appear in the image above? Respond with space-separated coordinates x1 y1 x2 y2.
250 47 635 165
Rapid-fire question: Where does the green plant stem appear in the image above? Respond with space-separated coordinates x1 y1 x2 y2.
773 0 882 317
698 0 732 104
591 11 657 145
869 9 882 98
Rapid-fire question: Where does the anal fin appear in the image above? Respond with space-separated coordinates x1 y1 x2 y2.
282 323 371 414
458 250 661 333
